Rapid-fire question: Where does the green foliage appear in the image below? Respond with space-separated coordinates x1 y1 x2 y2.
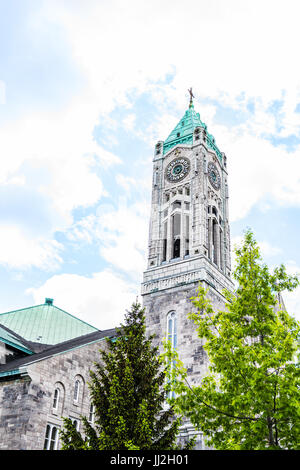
60 301 190 450
162 229 300 450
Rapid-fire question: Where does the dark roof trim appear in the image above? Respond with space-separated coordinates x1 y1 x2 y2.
0 327 117 377
0 336 34 355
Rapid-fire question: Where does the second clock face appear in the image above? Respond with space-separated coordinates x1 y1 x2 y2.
165 157 190 183
208 162 221 190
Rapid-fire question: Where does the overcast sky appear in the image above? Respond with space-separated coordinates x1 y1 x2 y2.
0 0 300 329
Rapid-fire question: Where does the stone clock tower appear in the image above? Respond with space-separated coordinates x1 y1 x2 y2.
141 94 235 448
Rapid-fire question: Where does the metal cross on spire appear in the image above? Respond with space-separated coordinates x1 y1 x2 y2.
188 87 194 108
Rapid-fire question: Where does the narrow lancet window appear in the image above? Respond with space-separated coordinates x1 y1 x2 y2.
74 379 80 402
172 213 181 258
53 388 60 410
185 215 189 256
167 311 177 399
162 220 167 262
167 311 177 349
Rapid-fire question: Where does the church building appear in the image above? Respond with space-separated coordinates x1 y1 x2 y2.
0 93 234 450
0 298 116 450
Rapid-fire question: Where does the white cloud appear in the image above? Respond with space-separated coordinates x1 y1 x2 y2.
214 126 300 222
33 0 300 223
0 224 63 270
67 198 150 280
0 89 122 270
115 174 137 193
122 113 136 132
27 269 139 330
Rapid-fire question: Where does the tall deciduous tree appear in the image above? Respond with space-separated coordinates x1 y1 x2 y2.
60 302 192 450
163 229 300 450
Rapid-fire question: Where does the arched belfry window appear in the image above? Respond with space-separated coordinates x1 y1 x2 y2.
172 213 181 259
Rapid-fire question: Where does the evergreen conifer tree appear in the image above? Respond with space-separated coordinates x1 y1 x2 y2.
60 301 192 450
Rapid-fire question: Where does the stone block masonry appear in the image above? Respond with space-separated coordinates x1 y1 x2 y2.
0 338 110 450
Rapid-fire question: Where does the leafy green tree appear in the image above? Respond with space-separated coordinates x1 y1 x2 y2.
60 301 193 450
163 229 300 450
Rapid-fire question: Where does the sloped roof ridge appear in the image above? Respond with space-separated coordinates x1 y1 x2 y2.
0 327 117 376
0 302 98 332
0 323 35 354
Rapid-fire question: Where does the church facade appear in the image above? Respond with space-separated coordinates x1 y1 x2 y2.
0 298 116 450
142 94 234 448
0 94 234 450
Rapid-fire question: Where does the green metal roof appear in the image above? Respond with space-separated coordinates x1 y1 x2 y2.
163 103 222 162
0 299 98 345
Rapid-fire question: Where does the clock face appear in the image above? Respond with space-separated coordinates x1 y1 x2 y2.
208 162 221 190
165 157 190 183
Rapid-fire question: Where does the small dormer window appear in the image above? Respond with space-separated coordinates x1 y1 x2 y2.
177 132 180 137
181 121 184 126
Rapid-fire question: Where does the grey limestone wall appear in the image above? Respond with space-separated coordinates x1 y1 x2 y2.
143 280 226 387
0 337 109 450
143 280 227 450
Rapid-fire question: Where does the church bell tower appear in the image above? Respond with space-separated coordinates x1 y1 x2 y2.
142 93 234 444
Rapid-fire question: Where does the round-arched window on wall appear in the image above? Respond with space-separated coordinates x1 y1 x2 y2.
73 375 85 405
53 388 60 410
74 379 80 402
166 311 177 399
167 311 177 349
51 382 65 416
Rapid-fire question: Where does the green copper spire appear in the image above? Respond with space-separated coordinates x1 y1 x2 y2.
162 91 222 162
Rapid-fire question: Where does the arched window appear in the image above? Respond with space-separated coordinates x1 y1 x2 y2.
88 404 95 424
74 379 80 402
185 215 189 256
70 417 80 431
167 311 177 349
52 388 60 410
172 213 181 259
167 311 177 399
44 424 60 450
51 382 65 416
73 375 85 406
162 220 167 262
